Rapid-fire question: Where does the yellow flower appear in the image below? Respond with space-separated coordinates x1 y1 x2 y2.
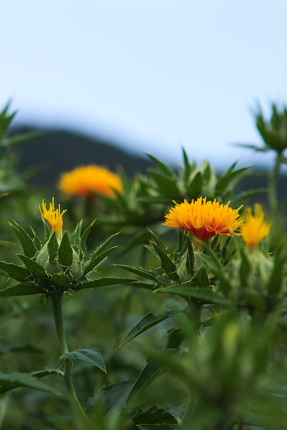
40 198 67 234
163 197 243 241
58 165 123 198
241 204 271 249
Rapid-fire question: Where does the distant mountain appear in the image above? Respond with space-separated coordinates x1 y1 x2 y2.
12 127 152 187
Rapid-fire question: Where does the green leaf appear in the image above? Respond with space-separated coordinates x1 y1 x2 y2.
151 242 179 282
146 153 175 176
134 406 178 429
199 250 231 294
239 250 250 286
0 261 30 281
192 266 209 287
215 167 249 193
18 255 47 278
121 312 174 347
32 368 64 378
186 236 194 277
0 372 57 395
83 246 117 276
51 273 71 289
127 359 166 403
115 264 157 282
267 251 285 295
158 286 230 305
58 232 73 267
48 232 58 260
0 340 42 355
150 171 180 197
80 278 137 289
64 349 106 373
0 283 43 297
10 222 37 258
187 171 203 197
81 219 96 251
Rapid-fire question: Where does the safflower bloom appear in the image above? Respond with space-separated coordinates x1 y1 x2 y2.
164 197 243 241
241 204 271 249
58 165 123 198
40 198 66 234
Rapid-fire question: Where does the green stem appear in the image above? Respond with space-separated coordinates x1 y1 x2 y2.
269 151 282 216
51 294 90 427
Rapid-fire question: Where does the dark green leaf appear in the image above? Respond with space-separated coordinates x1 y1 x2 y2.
83 246 117 276
0 283 43 297
58 232 73 267
64 349 106 373
239 250 250 286
215 167 249 193
51 273 71 289
151 242 179 282
115 264 157 282
186 236 194 277
80 220 96 251
192 266 209 287
48 232 58 260
0 372 57 394
18 255 47 278
150 171 180 197
158 286 230 305
127 359 166 403
134 406 178 429
267 252 285 295
146 153 175 176
80 278 137 289
121 312 174 347
187 171 203 197
11 222 36 258
0 261 30 281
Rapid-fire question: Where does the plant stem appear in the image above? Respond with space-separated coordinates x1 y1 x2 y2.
51 293 90 427
269 151 282 216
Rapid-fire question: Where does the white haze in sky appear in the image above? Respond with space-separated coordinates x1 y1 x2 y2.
1 0 287 168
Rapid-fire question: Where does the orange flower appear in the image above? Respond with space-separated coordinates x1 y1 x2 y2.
164 197 243 241
58 165 123 198
40 198 66 234
241 205 271 249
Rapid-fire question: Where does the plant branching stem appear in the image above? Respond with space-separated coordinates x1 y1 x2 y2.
269 151 282 215
51 293 90 427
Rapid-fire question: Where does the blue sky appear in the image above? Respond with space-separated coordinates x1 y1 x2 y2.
1 0 286 168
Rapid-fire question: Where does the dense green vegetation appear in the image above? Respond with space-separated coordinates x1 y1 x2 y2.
0 102 287 430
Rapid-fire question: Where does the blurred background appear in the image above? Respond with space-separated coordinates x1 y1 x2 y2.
1 0 287 185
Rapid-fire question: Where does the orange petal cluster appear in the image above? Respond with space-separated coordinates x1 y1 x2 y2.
40 198 66 234
241 204 271 249
164 197 243 241
58 165 123 198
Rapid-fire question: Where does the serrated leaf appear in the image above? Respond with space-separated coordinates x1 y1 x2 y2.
121 312 174 347
151 242 179 282
11 222 37 258
18 255 47 278
187 171 203 197
127 359 166 403
186 236 194 277
48 232 58 260
215 167 249 193
0 372 57 395
81 219 96 251
51 273 71 289
115 264 157 282
0 261 30 281
80 277 137 289
0 283 43 296
146 153 175 176
150 171 180 197
158 286 230 305
58 232 73 267
64 349 106 373
83 246 117 276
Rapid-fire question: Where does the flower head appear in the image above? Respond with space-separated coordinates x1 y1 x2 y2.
40 198 66 234
58 165 123 198
241 204 271 249
164 197 243 241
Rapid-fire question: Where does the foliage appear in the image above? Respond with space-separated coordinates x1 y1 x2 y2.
0 101 286 429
